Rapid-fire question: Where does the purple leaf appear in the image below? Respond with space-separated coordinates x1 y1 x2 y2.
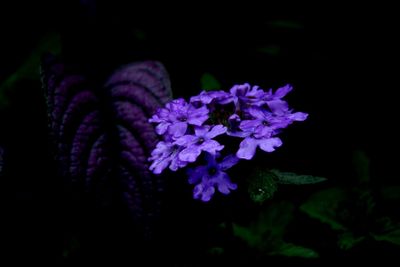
42 55 172 236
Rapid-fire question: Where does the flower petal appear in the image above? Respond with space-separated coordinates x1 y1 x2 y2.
248 107 266 119
193 183 216 202
169 122 188 137
179 145 202 162
155 122 170 135
274 84 292 98
215 173 238 195
189 91 207 104
200 140 224 154
219 154 239 170
149 157 170 174
267 99 289 114
230 83 250 96
289 112 308 121
149 141 170 158
187 166 207 184
174 134 198 146
206 125 227 139
253 124 273 138
169 154 188 171
236 137 258 160
201 186 216 202
259 137 282 152
204 152 218 167
187 105 209 126
240 119 260 132
194 125 210 136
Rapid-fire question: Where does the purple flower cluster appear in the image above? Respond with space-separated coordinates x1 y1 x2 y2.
149 83 307 201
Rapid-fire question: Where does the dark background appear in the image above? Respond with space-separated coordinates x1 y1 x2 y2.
1 1 398 265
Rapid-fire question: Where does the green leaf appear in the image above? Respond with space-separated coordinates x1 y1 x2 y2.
233 223 263 248
337 232 366 250
375 217 398 232
352 150 370 183
233 202 294 249
200 73 221 91
356 188 375 215
260 202 294 238
300 188 347 230
247 169 278 203
233 202 317 257
271 169 326 185
270 242 319 258
372 228 400 246
0 33 61 109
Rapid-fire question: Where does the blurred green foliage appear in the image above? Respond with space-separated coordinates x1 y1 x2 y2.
300 188 348 231
337 232 365 250
300 150 400 251
200 73 221 91
271 169 326 185
247 168 326 204
0 33 61 109
233 201 319 258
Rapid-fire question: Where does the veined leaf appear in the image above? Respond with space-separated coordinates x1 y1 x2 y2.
232 223 263 248
337 232 365 250
372 228 400 246
42 55 172 237
300 188 347 230
269 242 319 258
233 202 294 249
271 169 326 185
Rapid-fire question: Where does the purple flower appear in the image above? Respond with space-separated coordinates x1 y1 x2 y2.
149 141 188 174
226 114 247 137
236 136 283 160
175 125 227 162
149 98 209 138
262 84 308 118
229 83 268 108
187 153 239 201
147 81 308 202
239 107 299 138
267 84 293 100
268 100 308 121
190 90 234 106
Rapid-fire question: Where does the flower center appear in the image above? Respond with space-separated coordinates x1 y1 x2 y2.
197 137 205 144
208 167 217 175
262 120 269 126
178 116 187 122
209 103 235 126
172 144 179 151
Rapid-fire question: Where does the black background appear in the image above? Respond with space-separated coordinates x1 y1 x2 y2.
1 1 398 265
